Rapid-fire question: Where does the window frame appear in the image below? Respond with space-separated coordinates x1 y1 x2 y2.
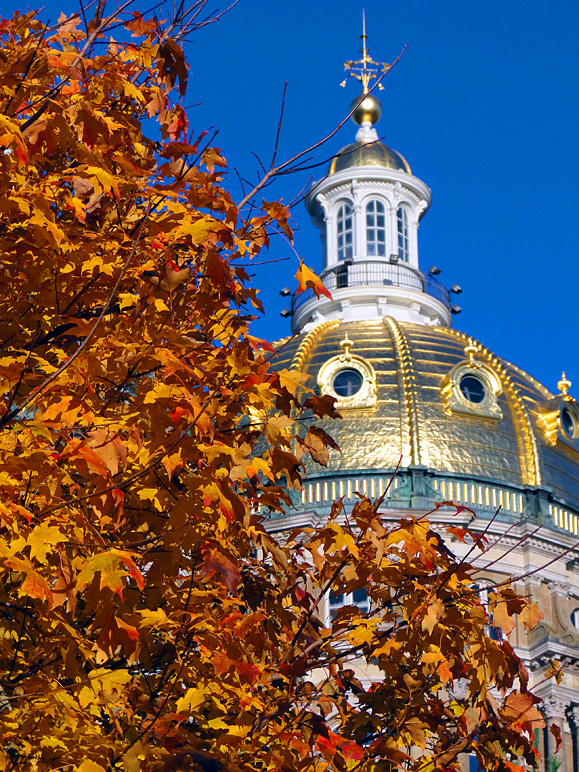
396 205 410 263
337 202 354 262
365 199 386 257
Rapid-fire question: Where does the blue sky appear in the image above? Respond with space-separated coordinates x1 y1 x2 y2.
5 0 579 393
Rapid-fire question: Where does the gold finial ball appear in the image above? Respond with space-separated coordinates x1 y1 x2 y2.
350 93 382 126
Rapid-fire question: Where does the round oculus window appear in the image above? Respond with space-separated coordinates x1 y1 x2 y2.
459 374 486 404
561 407 577 439
333 369 363 397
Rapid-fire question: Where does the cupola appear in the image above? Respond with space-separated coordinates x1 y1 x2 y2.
292 27 453 333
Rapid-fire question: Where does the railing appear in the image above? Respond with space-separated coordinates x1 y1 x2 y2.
292 259 451 312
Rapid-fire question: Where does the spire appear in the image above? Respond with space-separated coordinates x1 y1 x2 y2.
340 14 388 143
340 11 391 94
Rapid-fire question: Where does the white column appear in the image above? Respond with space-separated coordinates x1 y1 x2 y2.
410 216 420 270
325 213 336 268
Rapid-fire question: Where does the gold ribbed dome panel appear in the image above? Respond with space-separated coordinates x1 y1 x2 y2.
328 141 411 175
272 320 579 510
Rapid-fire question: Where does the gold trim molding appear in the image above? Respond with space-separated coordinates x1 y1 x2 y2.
384 316 428 467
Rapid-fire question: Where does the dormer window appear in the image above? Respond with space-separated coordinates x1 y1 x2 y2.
337 203 353 261
366 200 386 256
397 206 409 262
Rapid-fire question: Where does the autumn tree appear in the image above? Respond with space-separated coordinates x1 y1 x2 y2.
0 4 553 772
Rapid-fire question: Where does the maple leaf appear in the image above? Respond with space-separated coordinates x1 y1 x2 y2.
490 591 516 636
27 524 67 563
518 601 543 631
5 556 54 608
157 39 189 96
501 692 545 728
295 260 332 300
200 549 241 595
76 550 144 598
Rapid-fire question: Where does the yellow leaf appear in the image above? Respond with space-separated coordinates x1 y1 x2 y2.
137 608 168 627
518 601 543 631
77 761 107 772
119 292 139 310
76 549 144 598
208 717 229 730
81 165 120 200
176 215 225 244
422 598 444 633
176 687 206 713
30 210 66 244
90 667 132 693
137 488 159 501
154 297 170 311
27 524 66 563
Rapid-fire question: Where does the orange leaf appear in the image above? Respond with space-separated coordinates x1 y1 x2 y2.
245 334 275 353
446 526 468 542
295 261 332 300
502 691 544 728
5 557 53 608
437 660 453 684
201 549 241 595
490 592 516 636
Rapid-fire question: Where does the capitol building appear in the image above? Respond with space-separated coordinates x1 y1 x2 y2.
270 32 579 772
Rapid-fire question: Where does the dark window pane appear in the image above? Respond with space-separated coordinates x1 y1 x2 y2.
562 407 577 438
459 375 486 404
353 588 369 609
333 369 363 397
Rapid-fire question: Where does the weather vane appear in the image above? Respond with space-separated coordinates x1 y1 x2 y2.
340 10 391 94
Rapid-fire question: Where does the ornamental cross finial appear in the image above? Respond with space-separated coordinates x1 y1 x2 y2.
340 11 391 94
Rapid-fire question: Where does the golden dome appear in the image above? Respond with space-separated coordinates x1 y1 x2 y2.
328 141 411 175
272 319 579 518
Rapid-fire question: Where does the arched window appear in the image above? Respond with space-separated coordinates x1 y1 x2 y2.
571 608 579 630
337 203 353 261
366 200 386 256
397 206 410 262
